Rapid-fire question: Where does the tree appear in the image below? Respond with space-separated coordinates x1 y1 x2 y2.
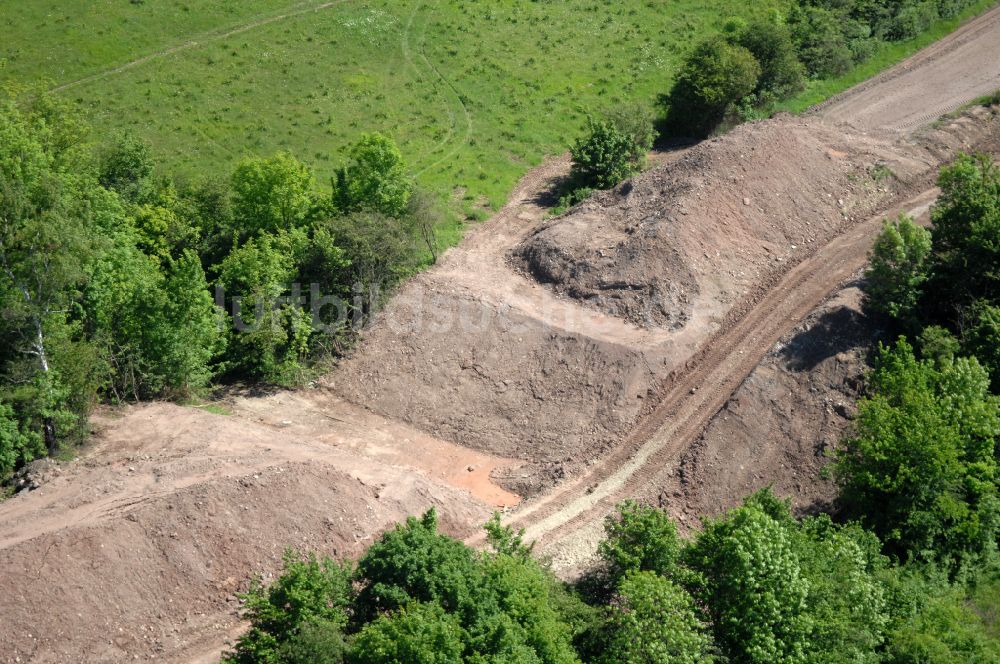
216 229 311 385
864 215 932 323
599 571 713 664
326 211 416 307
155 250 226 396
964 301 1000 391
0 98 99 451
685 503 812 664
666 37 761 136
231 152 315 237
834 339 1000 572
350 602 465 664
598 500 682 582
789 5 856 78
734 20 806 102
927 152 1000 309
795 517 889 662
223 550 354 664
97 132 154 204
354 509 482 622
334 133 412 217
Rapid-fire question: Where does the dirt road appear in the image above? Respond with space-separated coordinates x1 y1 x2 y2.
816 4 1000 132
502 4 1000 563
502 189 939 558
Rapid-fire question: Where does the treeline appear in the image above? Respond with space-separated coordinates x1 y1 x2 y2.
866 152 1000 387
666 0 984 136
0 94 439 478
559 0 986 208
222 154 1000 662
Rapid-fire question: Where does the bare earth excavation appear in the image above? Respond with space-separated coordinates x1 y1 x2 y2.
1 6 1000 663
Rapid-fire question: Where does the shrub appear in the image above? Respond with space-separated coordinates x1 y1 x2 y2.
569 116 640 190
231 152 315 237
222 550 354 664
666 36 761 136
864 214 933 323
0 401 43 477
599 571 712 664
334 133 412 217
835 339 1000 572
734 20 806 101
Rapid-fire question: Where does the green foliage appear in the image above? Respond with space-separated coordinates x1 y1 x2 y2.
883 566 1000 663
918 324 961 366
598 500 682 582
666 36 762 136
734 20 807 102
334 133 412 218
216 230 311 385
484 513 534 560
685 500 812 664
222 550 353 664
928 153 1000 311
325 211 417 298
795 517 890 662
232 152 316 238
97 132 154 204
789 5 859 78
350 602 464 664
599 570 713 664
835 338 1000 572
864 215 933 323
569 116 641 191
354 509 481 621
275 619 346 664
0 400 43 477
568 103 654 193
965 301 1000 391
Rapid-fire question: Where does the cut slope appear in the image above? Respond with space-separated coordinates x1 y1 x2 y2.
514 113 993 328
0 403 499 663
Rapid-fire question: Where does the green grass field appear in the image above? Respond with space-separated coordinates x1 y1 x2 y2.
1 0 787 232
1 0 994 241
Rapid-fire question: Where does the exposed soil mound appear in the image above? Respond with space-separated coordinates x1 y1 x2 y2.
0 403 495 663
650 284 879 525
513 112 995 328
516 194 699 328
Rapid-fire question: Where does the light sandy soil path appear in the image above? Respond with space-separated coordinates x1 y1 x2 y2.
506 3 1000 564
816 4 1000 132
500 190 940 564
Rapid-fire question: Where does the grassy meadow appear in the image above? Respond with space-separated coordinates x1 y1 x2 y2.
1 0 788 235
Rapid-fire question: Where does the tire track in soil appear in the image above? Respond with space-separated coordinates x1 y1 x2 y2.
486 5 1000 558
501 189 940 552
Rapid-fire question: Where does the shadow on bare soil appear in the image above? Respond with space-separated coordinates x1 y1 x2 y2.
778 281 883 373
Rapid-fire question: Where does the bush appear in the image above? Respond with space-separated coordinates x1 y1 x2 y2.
350 602 465 664
864 214 933 323
835 339 1000 572
665 36 761 136
734 20 806 101
789 5 856 78
231 152 315 237
598 500 682 583
0 400 43 477
334 133 413 218
686 501 812 663
599 571 712 664
569 116 641 190
222 550 354 664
